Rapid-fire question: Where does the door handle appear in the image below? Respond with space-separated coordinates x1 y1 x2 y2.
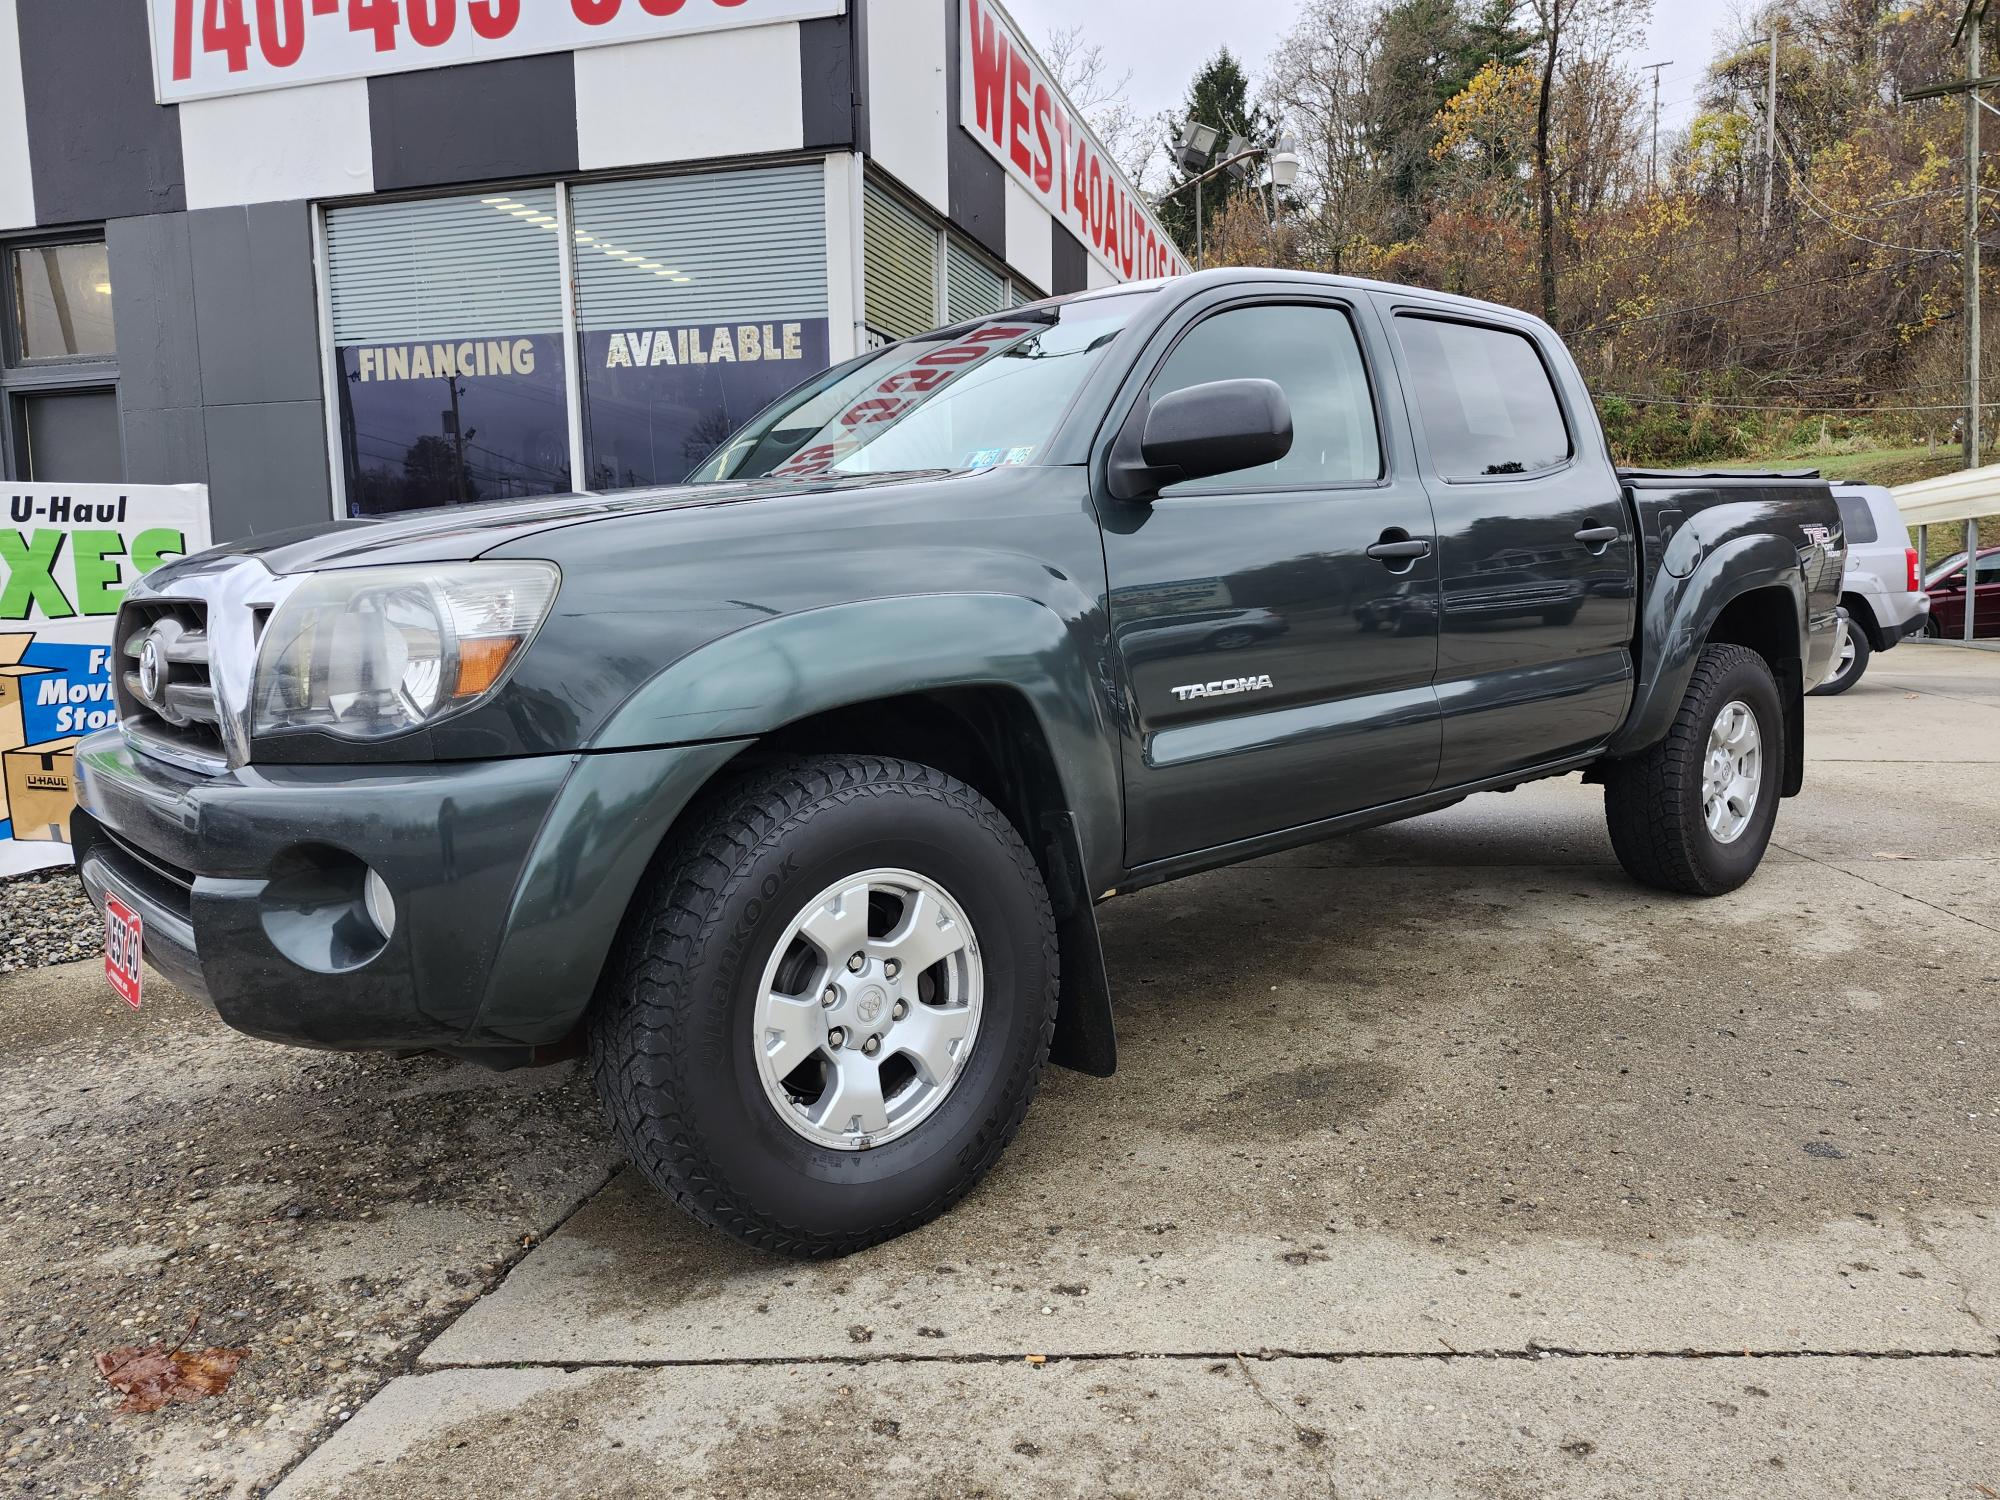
1366 539 1433 562
1575 525 1621 547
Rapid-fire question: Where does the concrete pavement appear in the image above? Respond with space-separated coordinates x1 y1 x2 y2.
2 643 1992 1497
275 642 2000 1498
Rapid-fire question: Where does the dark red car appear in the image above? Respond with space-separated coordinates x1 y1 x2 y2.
1925 546 2000 639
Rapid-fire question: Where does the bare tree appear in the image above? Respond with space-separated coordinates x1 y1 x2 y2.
1523 0 1647 324
1263 0 1383 271
1043 25 1160 188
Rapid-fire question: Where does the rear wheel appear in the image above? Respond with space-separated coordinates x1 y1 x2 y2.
1809 625 1870 696
587 755 1058 1257
1603 643 1784 896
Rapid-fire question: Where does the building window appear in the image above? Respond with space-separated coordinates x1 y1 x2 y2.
572 164 829 490
322 164 839 514
326 190 571 515
863 178 1037 348
1 237 121 482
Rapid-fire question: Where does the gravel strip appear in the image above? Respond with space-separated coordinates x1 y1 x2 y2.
0 864 98 973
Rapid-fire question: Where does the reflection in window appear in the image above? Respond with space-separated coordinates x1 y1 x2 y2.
1397 316 1571 480
326 190 571 515
11 243 115 361
1152 304 1382 492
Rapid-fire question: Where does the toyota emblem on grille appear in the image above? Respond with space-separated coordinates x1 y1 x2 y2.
136 632 166 708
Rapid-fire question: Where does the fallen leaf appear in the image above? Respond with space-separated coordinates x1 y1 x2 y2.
1024 1354 1047 1366
97 1317 250 1414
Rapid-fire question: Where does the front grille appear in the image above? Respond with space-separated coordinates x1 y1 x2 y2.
115 599 226 770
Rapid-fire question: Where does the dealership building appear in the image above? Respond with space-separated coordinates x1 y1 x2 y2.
0 0 1182 539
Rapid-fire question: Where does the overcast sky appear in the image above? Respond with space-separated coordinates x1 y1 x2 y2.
1003 0 1745 137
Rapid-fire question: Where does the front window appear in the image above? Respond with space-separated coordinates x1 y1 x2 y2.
691 294 1145 483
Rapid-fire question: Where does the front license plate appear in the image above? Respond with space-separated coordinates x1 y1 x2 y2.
104 895 144 1009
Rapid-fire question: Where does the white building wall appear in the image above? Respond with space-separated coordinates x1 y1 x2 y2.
1002 178 1053 295
179 81 374 212
863 0 949 213
0 0 34 231
575 23 805 171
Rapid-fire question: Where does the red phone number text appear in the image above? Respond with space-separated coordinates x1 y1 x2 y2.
171 0 753 80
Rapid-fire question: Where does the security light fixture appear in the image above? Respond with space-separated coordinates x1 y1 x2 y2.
1176 121 1222 173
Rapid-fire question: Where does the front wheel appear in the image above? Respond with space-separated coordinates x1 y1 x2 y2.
1603 643 1784 896
1809 625 1870 696
588 755 1058 1257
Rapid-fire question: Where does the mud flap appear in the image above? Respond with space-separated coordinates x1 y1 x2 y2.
1040 811 1117 1077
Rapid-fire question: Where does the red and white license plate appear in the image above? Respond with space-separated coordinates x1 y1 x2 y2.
104 895 144 1009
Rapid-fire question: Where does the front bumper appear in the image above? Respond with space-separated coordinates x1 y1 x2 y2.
72 731 746 1056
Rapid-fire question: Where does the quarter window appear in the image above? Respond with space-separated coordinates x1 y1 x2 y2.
1834 492 1879 544
1397 316 1571 480
1150 303 1382 492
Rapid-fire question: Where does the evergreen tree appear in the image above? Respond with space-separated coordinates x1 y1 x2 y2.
1158 49 1274 259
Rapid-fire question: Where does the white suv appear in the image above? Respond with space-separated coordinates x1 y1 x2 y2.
1814 483 1930 695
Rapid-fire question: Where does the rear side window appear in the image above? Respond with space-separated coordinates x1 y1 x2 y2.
1150 303 1382 492
1834 492 1879 544
1396 315 1571 480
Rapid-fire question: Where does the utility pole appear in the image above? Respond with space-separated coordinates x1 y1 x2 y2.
1643 60 1672 192
1901 1 1995 643
1762 23 1778 231
1968 9 1983 477
1965 5 1984 641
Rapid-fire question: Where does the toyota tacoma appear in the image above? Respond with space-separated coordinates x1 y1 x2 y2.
74 271 1843 1256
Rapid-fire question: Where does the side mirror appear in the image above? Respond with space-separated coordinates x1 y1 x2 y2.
1109 379 1294 501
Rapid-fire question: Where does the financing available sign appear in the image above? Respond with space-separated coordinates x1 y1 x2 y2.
149 0 846 104
0 485 210 871
960 0 1188 285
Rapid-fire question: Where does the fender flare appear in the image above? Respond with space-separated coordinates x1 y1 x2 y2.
475 594 1126 1064
589 592 1124 882
1608 532 1808 759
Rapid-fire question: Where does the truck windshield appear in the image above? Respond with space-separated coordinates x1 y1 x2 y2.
688 293 1145 483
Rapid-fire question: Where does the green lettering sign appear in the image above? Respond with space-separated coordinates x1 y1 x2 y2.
72 530 128 617
0 530 73 621
132 528 189 577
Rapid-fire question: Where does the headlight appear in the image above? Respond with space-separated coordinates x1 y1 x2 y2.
253 563 559 742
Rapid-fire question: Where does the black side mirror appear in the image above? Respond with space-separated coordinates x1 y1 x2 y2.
1109 379 1294 501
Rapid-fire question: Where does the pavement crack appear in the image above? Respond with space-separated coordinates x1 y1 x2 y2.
1770 838 2000 935
413 1346 2000 1374
1235 1353 1338 1479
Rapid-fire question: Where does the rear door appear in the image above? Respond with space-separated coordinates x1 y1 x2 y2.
1099 290 1443 867
1382 303 1637 787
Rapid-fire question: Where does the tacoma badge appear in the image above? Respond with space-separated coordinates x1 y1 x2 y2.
1172 675 1276 702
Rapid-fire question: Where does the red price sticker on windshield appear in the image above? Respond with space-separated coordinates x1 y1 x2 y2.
152 0 846 103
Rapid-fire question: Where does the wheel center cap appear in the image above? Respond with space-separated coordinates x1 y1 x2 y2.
854 986 887 1024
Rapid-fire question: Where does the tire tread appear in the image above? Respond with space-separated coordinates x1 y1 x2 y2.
586 754 1058 1258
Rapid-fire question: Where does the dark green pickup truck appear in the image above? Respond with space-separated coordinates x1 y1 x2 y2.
75 270 1844 1255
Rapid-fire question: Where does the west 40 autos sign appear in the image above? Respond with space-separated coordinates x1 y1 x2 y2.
960 0 1187 285
151 0 845 103
0 485 209 870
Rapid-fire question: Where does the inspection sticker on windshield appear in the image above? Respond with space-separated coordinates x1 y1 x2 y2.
104 895 143 1009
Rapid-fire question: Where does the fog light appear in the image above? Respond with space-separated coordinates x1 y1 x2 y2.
364 868 397 941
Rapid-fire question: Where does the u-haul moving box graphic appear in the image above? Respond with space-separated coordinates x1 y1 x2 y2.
0 635 56 809
3 738 79 843
0 484 210 871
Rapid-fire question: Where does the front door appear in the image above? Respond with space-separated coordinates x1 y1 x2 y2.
1101 295 1443 868
1384 305 1637 787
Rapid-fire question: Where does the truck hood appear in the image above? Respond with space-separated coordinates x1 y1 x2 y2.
156 473 940 580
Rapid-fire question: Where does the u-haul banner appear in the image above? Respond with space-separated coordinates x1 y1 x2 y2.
150 0 845 104
0 485 210 872
960 0 1188 286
